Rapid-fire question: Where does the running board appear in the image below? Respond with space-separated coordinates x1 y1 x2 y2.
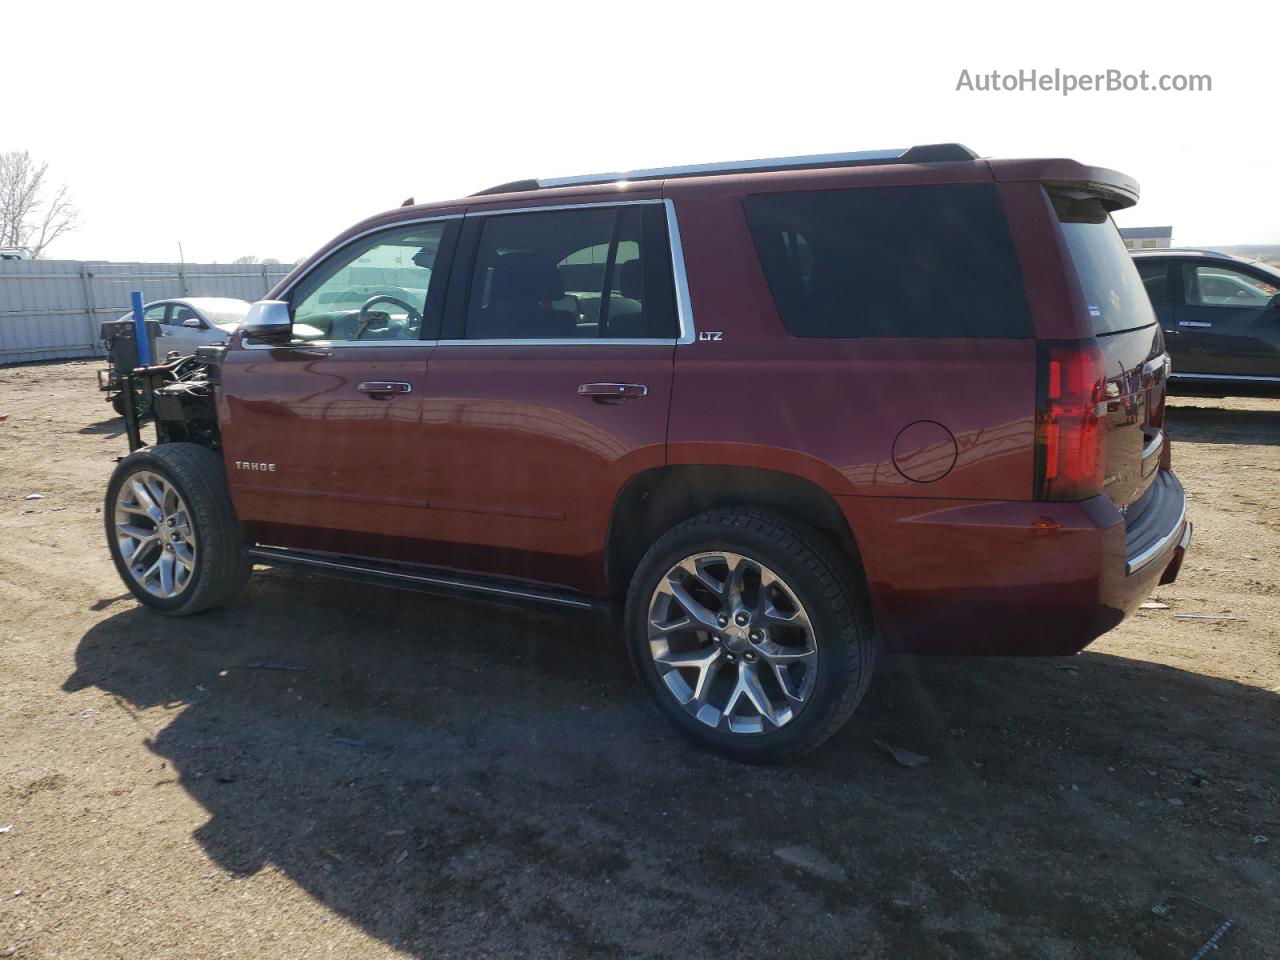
246 546 610 618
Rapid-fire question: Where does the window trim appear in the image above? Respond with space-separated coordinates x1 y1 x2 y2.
241 199 697 350
436 198 695 347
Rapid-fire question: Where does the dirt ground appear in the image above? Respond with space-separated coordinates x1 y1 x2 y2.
1 359 1276 960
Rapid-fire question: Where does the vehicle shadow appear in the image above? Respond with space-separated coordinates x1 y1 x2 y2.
66 572 1279 959
78 416 125 437
1166 403 1280 445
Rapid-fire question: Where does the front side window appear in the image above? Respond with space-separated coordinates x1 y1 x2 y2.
1184 264 1278 308
172 305 201 327
291 222 449 341
743 183 1033 339
462 205 677 340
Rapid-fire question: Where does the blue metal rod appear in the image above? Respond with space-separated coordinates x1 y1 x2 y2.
130 291 151 366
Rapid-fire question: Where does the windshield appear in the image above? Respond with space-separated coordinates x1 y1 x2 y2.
1050 190 1157 335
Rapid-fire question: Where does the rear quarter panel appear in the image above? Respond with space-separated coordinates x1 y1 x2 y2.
664 180 1037 502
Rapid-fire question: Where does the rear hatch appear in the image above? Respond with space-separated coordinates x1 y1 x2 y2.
1049 188 1169 513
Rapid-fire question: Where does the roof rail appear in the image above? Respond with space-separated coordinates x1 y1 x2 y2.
471 143 979 196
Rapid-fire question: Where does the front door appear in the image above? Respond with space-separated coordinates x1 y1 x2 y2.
1173 261 1280 378
219 218 457 560
420 200 682 593
166 303 210 357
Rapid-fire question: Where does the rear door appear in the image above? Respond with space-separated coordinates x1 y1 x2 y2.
219 218 457 559
418 199 682 592
1173 261 1280 378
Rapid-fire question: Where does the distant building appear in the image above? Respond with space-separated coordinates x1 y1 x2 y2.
1120 226 1173 250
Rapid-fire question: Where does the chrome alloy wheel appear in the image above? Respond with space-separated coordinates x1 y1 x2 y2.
646 552 818 734
113 470 197 599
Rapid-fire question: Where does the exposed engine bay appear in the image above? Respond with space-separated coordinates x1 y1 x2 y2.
118 344 225 452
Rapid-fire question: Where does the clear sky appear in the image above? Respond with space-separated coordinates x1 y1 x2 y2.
6 0 1277 263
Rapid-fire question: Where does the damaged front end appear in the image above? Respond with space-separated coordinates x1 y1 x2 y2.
119 344 225 452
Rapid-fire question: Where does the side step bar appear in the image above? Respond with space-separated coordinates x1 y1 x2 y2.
246 545 611 619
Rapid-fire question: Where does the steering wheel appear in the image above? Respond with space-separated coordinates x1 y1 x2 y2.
353 294 423 339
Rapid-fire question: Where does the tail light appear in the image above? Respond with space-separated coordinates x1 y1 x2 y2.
1036 341 1106 501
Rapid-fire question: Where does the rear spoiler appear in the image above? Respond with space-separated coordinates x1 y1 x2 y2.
987 158 1140 210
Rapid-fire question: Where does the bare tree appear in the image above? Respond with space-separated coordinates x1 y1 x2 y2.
0 151 79 258
231 255 261 264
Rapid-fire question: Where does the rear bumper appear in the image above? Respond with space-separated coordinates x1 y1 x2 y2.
837 469 1190 655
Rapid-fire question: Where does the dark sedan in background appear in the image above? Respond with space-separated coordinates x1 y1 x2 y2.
1134 249 1280 387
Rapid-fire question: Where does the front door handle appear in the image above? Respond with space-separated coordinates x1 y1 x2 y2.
358 381 413 398
578 382 648 403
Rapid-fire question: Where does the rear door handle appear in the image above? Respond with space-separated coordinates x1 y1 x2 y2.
578 382 648 403
358 381 413 398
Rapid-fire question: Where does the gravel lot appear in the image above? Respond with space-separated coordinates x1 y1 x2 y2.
1 360 1277 960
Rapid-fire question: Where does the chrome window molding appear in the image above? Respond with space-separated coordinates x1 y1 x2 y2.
241 199 697 350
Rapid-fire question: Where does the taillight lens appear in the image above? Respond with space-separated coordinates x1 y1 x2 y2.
1036 342 1106 501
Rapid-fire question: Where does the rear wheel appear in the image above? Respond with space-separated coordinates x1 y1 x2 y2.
625 508 875 763
105 443 249 614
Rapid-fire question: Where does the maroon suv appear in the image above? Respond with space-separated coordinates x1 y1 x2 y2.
104 143 1191 761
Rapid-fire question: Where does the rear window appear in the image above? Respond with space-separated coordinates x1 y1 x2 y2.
1050 190 1157 335
743 183 1032 338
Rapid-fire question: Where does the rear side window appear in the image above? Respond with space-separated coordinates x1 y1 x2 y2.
743 183 1032 338
1135 260 1172 305
460 204 678 341
1050 190 1157 335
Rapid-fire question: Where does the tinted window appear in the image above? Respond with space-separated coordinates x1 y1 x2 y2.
463 205 677 340
743 183 1032 338
1051 191 1157 335
1184 263 1278 308
291 222 449 342
1135 260 1171 305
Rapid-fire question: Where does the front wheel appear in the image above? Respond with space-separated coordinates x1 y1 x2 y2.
625 508 875 763
105 443 249 614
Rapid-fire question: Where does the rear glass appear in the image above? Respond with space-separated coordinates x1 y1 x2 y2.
743 183 1032 338
1050 191 1157 335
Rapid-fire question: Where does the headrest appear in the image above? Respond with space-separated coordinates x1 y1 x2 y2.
490 251 564 304
619 259 644 300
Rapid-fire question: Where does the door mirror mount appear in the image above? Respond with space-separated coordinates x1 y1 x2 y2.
1269 292 1280 311
241 300 293 341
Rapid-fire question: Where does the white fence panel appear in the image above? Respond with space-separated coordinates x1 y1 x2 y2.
0 260 294 364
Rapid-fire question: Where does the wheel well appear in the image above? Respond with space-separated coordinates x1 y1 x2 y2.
605 466 863 599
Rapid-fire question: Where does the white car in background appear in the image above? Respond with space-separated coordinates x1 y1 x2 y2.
131 297 252 357
99 298 252 415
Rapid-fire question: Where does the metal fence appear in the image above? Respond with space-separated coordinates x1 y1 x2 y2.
0 260 294 364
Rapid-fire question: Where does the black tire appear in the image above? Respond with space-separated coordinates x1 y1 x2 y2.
625 507 876 763
110 392 127 417
105 443 250 615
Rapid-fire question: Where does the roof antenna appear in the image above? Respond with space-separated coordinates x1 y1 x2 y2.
400 196 415 207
